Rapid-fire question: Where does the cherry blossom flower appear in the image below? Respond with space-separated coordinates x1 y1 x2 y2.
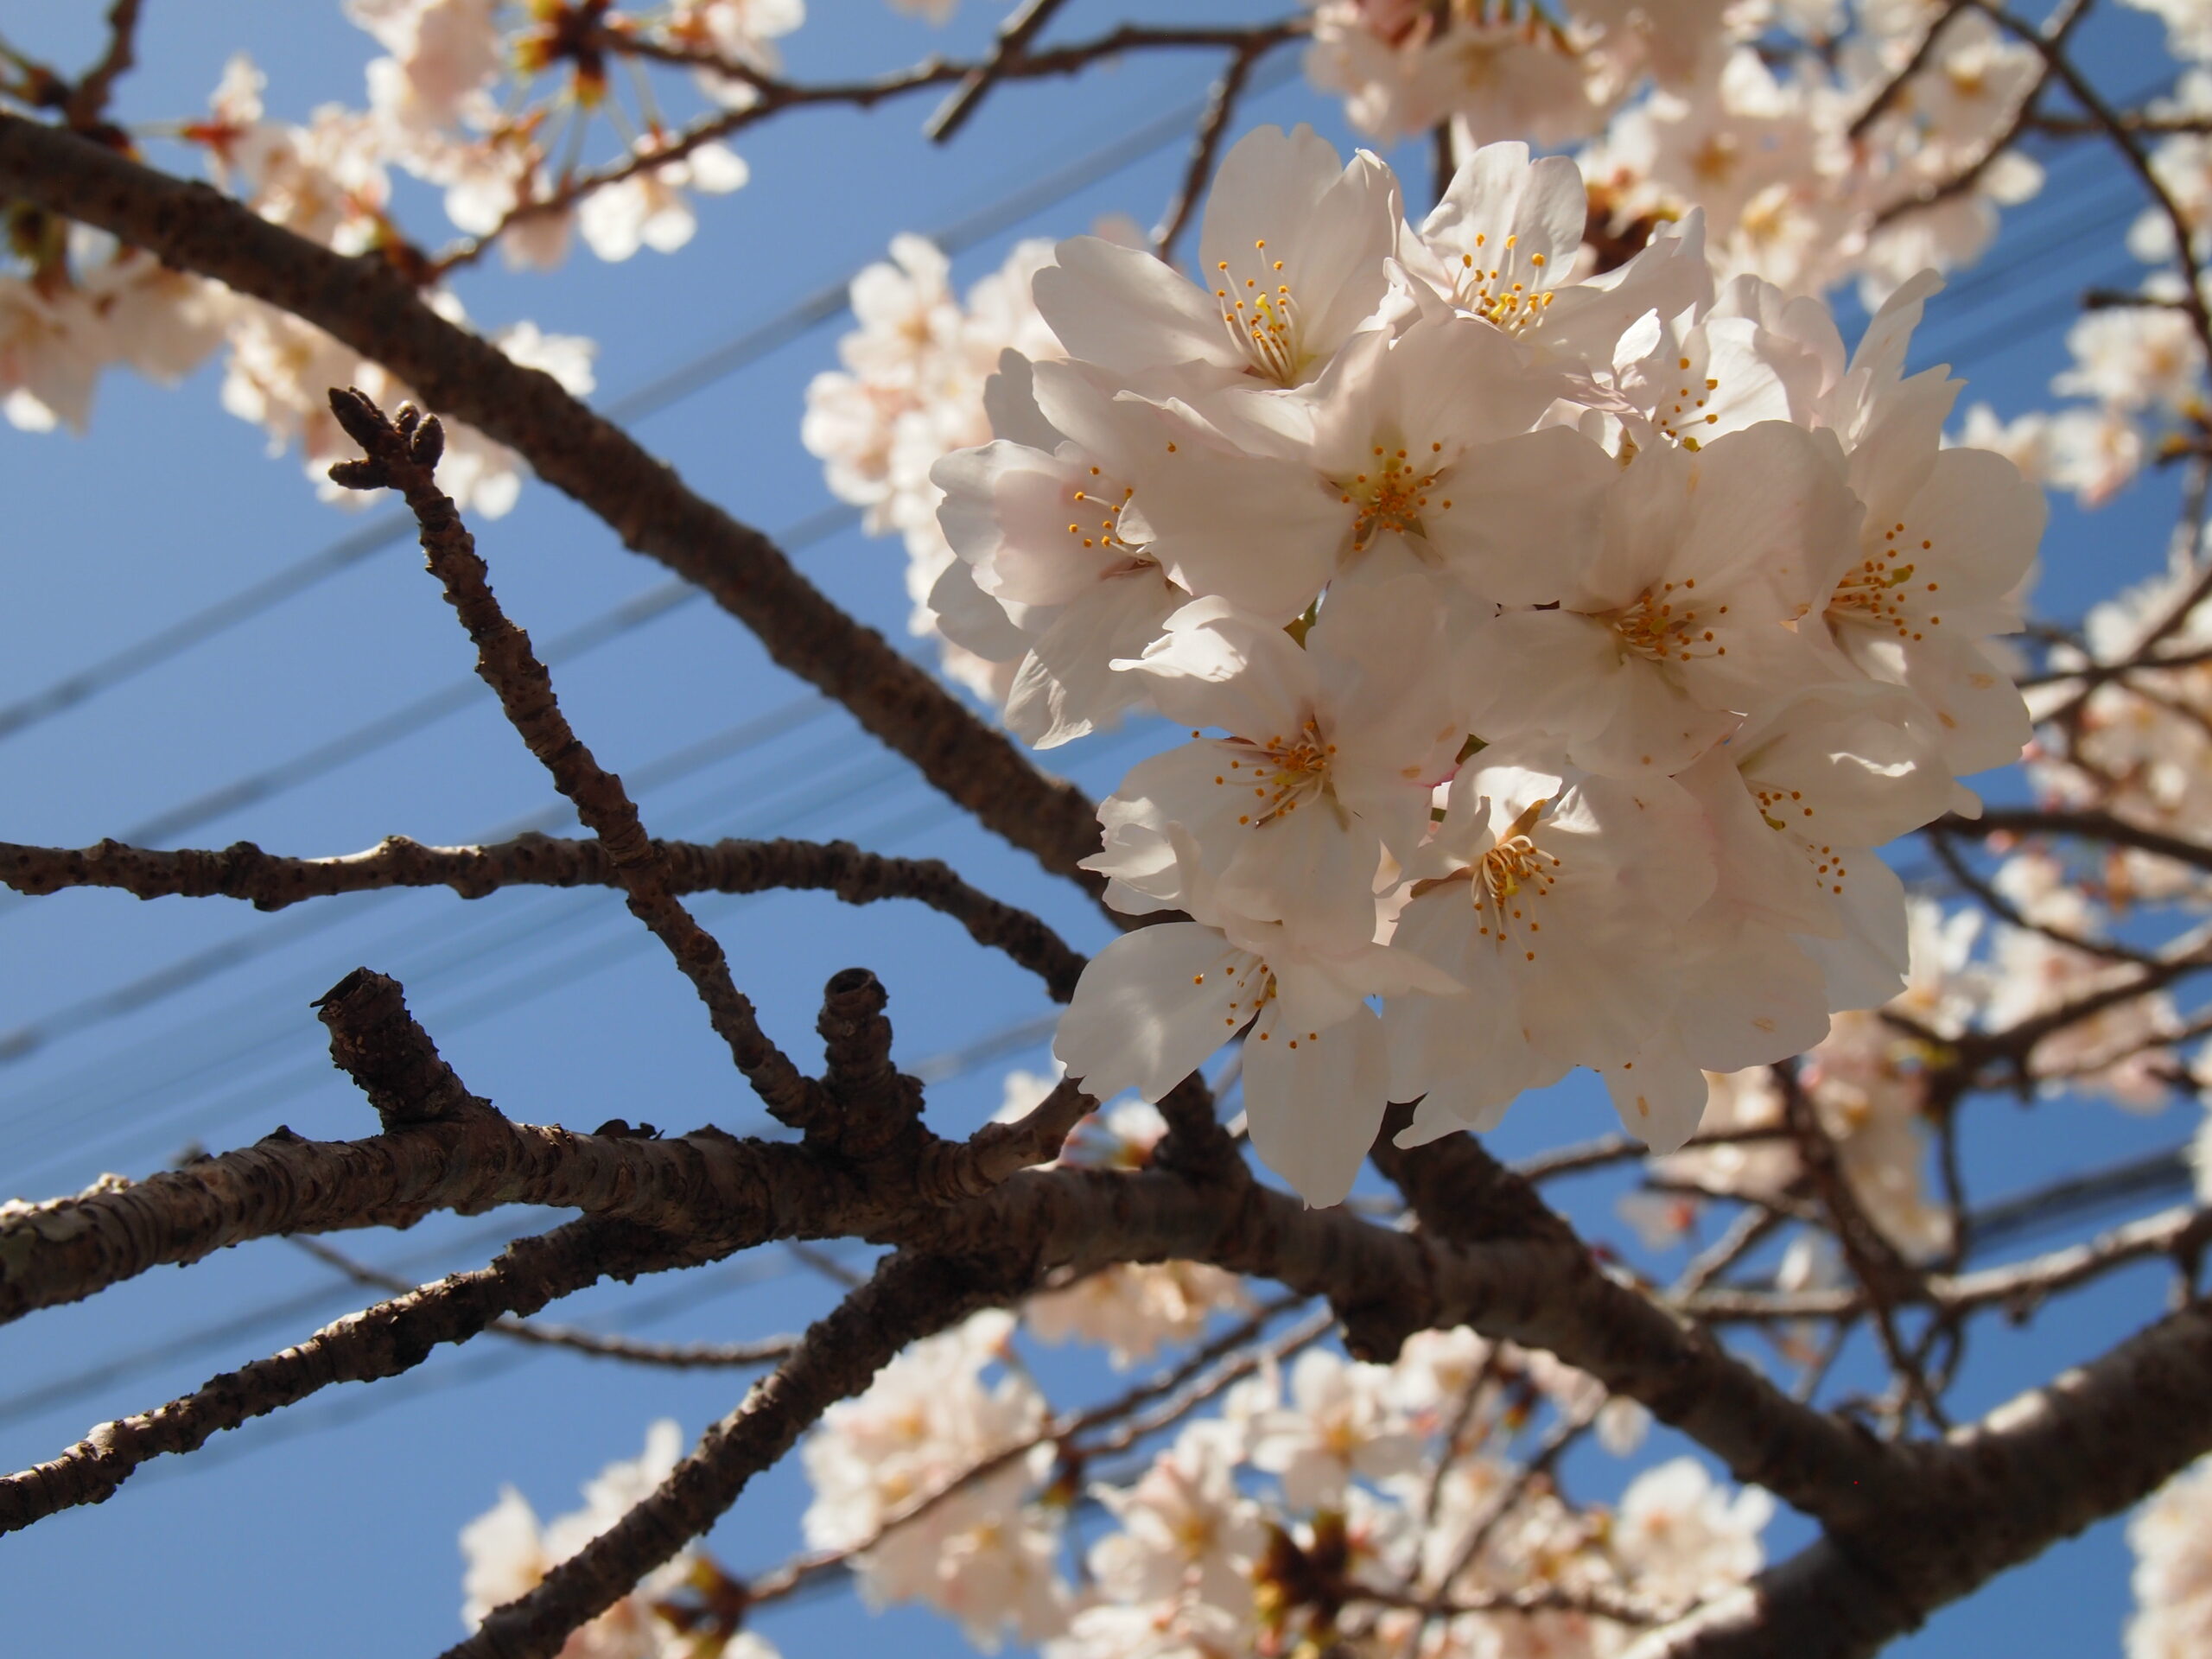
2130 1456 2212 1658
931 353 1189 746
806 232 1071 702
1089 1421 1268 1612
1455 421 1862 779
1247 1348 1422 1510
577 140 751 262
0 279 108 434
1385 749 1719 1149
1408 140 1713 374
1032 124 1402 393
1087 586 1462 947
1608 1457 1774 1602
1054 829 1457 1206
347 0 503 134
1026 1260 1254 1369
802 1310 1068 1649
665 0 808 105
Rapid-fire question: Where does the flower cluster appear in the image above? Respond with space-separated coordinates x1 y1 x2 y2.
1 1 820 504
1625 903 1976 1265
800 1309 1071 1650
798 1309 1764 1658
800 232 1069 701
917 125 2041 1205
1304 0 2047 307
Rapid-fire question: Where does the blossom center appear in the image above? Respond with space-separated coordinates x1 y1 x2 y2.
1471 809 1562 963
1214 238 1303 384
1337 442 1449 552
1605 578 1723 664
1215 716 1338 827
1751 779 1851 899
1064 473 1150 569
1452 232 1554 334
1827 520 1939 642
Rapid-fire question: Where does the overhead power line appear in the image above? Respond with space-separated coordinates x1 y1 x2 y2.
0 55 1300 751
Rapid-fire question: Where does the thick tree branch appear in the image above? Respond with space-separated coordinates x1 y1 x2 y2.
0 1218 688 1532
1628 1294 2212 1658
0 115 1105 889
912 1157 1896 1533
315 965 499 1131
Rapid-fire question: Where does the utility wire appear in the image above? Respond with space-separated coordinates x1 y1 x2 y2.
0 55 1300 751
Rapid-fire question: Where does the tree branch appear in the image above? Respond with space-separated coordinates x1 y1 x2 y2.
0 115 1106 890
1932 805 2212 877
287 1236 795 1370
447 1250 1020 1659
0 831 1088 1001
61 0 140 130
326 390 817 1112
925 0 1073 142
0 1218 688 1532
1150 37 1269 261
1627 1293 2212 1658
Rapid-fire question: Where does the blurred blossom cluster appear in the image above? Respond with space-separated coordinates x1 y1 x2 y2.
775 1296 1770 1659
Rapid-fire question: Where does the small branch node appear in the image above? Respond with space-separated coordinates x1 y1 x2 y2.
313 967 498 1130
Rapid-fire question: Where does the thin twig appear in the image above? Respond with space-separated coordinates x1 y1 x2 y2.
1150 37 1270 262
1967 0 2212 365
61 0 140 129
0 832 1088 1001
325 391 817 1120
288 1236 794 1370
925 0 1074 142
1849 0 1973 139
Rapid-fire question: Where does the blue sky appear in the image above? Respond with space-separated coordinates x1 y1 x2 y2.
0 2 2199 1653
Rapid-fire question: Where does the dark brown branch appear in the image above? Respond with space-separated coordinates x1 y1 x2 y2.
288 1236 796 1370
61 0 140 130
1514 1126 1799 1183
1967 1 2212 363
474 19 1308 275
1627 1293 2212 1658
0 1218 685 1532
0 832 1087 1001
1872 0 2089 226
905 1149 1896 1531
1685 1203 2212 1323
447 1250 1020 1659
315 966 498 1130
1150 37 1269 261
1848 0 1971 138
326 391 814 1116
1934 804 2212 877
0 115 1105 890
1923 823 2161 967
1777 1064 1944 1429
0 1115 837 1326
925 0 1073 142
